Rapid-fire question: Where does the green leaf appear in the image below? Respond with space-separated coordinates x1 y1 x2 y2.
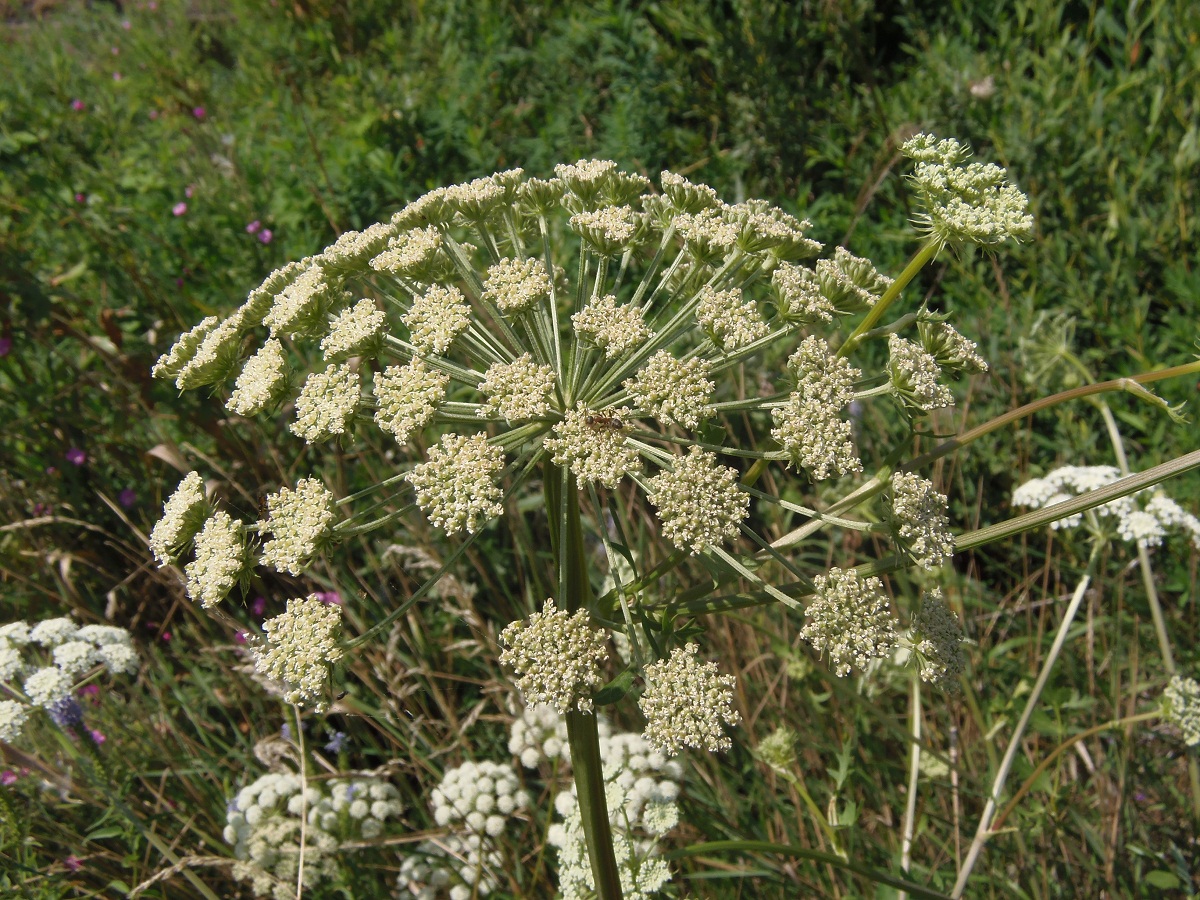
86 825 124 842
1144 871 1181 890
594 667 635 706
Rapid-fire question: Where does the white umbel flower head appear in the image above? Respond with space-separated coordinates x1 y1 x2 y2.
624 351 714 430
481 258 552 315
772 264 835 324
0 700 30 743
499 598 609 714
1164 675 1200 747
29 617 80 647
263 263 342 339
801 568 897 677
771 337 862 479
403 284 470 355
640 643 739 754
0 622 31 646
370 225 448 281
227 339 289 416
23 666 73 709
889 472 955 569
660 170 720 213
910 588 966 686
95 642 139 675
259 478 336 575
572 294 650 358
152 316 220 380
0 642 23 682
291 362 360 442
646 448 748 554
477 354 555 422
694 286 768 351
174 315 246 390
253 596 343 710
545 407 642 489
149 471 208 565
570 205 643 256
185 511 248 608
902 133 1033 246
320 298 386 361
405 433 505 534
815 247 894 314
372 359 448 445
52 640 97 677
919 320 988 374
889 334 954 412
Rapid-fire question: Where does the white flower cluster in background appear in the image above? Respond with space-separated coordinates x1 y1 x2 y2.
397 760 530 900
225 770 402 900
0 617 139 743
1163 675 1200 747
1012 466 1200 549
549 728 682 900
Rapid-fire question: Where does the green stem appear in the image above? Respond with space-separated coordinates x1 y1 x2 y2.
898 673 921 900
837 240 940 358
546 463 623 900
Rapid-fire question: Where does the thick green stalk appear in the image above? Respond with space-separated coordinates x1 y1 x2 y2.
546 463 623 900
837 239 940 358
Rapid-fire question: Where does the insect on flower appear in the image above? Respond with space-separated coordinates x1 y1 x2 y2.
584 413 626 430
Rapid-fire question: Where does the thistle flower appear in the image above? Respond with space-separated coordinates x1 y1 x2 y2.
478 354 555 422
1163 675 1200 747
499 599 609 714
0 700 30 743
253 596 343 710
405 433 505 534
889 334 954 412
482 257 552 315
320 298 386 361
889 472 955 569
694 286 768 351
572 294 649 358
645 447 748 553
227 339 289 416
403 284 470 354
290 362 360 442
149 471 208 565
259 478 336 575
639 643 739 754
801 568 897 676
185 511 248 608
545 407 642 489
910 588 966 686
372 359 448 444
625 351 714 430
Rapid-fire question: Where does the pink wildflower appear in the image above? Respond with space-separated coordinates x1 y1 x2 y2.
172 202 187 216
245 220 261 234
192 106 206 119
257 228 273 244
90 730 106 745
64 856 83 873
0 771 16 786
71 99 85 111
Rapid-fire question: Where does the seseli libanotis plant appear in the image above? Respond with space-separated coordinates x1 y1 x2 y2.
153 134 1049 897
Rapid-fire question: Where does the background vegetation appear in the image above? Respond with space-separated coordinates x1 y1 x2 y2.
1 0 1197 896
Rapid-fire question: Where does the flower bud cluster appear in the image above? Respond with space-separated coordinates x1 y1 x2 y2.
291 362 360 442
482 257 552 314
373 359 448 444
1163 675 1200 747
771 336 862 479
801 568 897 677
546 406 642 488
149 471 208 565
625 351 714 429
405 433 505 534
0 617 139 743
227 338 288 416
909 588 967 686
320 298 386 360
889 472 955 569
572 294 649 358
508 702 575 768
888 334 954 412
252 596 343 710
639 643 740 754
404 284 470 354
694 286 768 351
499 599 609 714
259 478 336 575
477 353 555 422
185 511 249 608
645 448 748 553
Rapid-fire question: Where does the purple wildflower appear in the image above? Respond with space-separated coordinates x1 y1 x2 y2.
245 220 261 234
64 855 83 873
0 336 11 356
192 106 206 120
118 488 137 508
257 229 273 245
66 448 86 466
324 731 348 753
90 729 106 745
71 99 85 111
48 697 86 730
0 771 16 786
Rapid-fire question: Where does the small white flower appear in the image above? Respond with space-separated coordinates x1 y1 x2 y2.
29 617 80 647
477 354 555 422
403 284 470 355
0 700 31 743
572 294 649 358
890 472 955 569
500 598 609 714
23 666 73 709
640 643 739 754
405 433 505 535
481 258 552 315
291 362 360 443
149 471 208 565
802 568 897 677
227 339 288 417
259 478 336 576
646 447 748 554
372 359 448 445
253 596 343 710
625 351 714 429
545 406 642 489
185 511 248 608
